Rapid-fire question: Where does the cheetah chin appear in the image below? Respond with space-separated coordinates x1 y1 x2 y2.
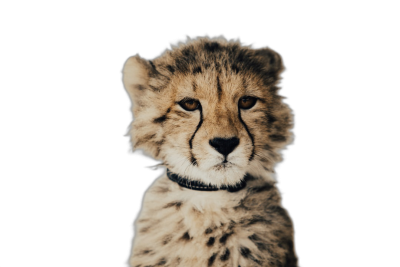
122 37 298 267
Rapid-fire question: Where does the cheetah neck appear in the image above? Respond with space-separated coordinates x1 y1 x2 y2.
166 169 249 192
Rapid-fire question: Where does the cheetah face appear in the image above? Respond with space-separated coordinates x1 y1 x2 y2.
122 38 292 186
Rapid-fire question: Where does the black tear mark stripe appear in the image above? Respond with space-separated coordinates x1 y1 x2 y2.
188 106 203 165
238 108 255 161
189 106 203 149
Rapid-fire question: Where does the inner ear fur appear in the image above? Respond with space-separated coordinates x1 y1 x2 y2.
122 55 152 102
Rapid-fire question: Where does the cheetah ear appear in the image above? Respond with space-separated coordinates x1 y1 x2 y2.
254 48 284 84
122 55 153 101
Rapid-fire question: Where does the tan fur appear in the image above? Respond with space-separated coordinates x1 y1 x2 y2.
123 37 297 267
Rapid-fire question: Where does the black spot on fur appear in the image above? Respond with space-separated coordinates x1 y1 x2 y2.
206 237 215 247
134 84 147 91
180 231 192 241
205 228 213 234
228 220 236 230
190 155 197 166
217 76 222 99
240 247 262 265
220 248 230 261
148 85 160 91
242 215 272 226
139 226 150 233
174 58 190 73
248 234 261 242
193 66 202 74
283 238 298 267
141 249 152 255
208 253 218 266
278 237 294 251
149 60 156 70
192 81 197 91
250 184 274 193
204 42 221 52
219 232 233 244
153 108 171 124
232 64 240 74
166 65 175 73
153 115 167 124
255 242 268 251
269 134 287 142
162 235 172 245
156 258 167 266
240 247 251 258
135 133 156 147
163 201 182 210
266 113 277 124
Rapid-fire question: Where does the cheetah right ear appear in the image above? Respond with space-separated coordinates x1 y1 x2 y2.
122 55 153 102
254 48 284 86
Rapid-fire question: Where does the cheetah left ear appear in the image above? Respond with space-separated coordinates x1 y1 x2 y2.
122 55 153 103
254 48 284 84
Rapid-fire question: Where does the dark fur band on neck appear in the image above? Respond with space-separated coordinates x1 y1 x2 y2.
166 170 248 192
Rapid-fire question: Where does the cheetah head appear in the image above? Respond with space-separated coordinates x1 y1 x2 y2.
122 38 293 187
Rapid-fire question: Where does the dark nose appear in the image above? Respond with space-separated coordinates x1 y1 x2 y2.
209 137 240 156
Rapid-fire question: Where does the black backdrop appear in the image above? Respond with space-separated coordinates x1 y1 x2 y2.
59 12 366 267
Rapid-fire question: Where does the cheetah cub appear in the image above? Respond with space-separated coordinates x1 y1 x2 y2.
122 37 298 267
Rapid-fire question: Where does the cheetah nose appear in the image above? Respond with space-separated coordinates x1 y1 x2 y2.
209 137 240 156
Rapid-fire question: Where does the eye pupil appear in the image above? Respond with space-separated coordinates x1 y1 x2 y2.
179 98 200 111
239 96 257 109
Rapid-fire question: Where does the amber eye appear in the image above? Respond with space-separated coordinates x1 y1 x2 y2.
238 96 257 109
179 98 200 111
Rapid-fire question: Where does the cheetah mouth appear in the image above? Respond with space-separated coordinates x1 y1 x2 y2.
213 161 235 170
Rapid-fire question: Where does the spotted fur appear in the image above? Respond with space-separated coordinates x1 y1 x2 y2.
123 37 297 267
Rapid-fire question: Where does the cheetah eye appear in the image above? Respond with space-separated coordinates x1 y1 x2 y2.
238 96 257 109
179 98 200 111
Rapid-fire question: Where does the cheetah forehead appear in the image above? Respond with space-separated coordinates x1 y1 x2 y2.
123 37 284 103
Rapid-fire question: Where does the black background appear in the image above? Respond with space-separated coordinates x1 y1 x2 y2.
49 6 378 267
